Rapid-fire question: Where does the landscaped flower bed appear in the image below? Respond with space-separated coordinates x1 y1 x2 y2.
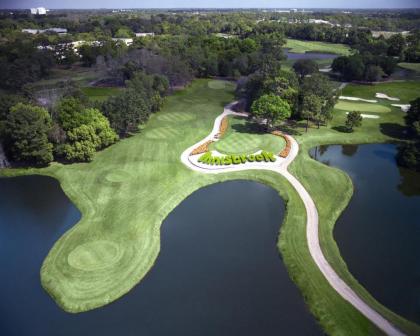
190 140 214 156
271 131 291 158
215 116 229 139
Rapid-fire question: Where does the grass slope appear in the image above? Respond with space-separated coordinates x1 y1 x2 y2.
2 80 420 335
398 63 420 73
81 87 122 102
285 38 352 56
209 116 285 155
343 81 420 104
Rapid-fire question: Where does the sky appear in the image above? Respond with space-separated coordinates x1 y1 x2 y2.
1 0 419 9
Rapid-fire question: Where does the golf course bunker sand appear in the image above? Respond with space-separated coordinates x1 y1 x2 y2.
375 93 400 101
157 111 195 123
208 80 227 89
339 96 378 103
345 112 380 119
144 127 183 140
68 240 122 271
105 170 133 183
392 104 411 112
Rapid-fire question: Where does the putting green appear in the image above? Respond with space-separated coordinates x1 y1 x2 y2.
210 116 285 155
208 80 227 89
335 101 391 113
68 240 122 271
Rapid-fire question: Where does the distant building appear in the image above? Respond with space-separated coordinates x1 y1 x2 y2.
112 38 133 46
30 7 47 15
135 32 155 38
308 19 334 26
22 28 67 35
37 7 47 15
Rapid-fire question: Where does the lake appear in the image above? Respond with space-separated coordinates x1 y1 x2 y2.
283 49 338 60
0 176 320 335
311 144 420 324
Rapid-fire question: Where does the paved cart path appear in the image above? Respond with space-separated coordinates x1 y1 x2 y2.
180 102 404 336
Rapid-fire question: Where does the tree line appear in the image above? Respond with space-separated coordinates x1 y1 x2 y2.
0 70 168 165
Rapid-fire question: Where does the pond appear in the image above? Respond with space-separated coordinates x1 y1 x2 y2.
0 176 321 336
283 49 338 60
310 144 420 324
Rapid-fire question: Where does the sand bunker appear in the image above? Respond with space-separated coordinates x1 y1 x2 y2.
345 112 379 119
375 93 400 101
391 104 411 112
339 96 378 103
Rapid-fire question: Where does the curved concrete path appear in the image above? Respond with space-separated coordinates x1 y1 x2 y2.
180 102 404 336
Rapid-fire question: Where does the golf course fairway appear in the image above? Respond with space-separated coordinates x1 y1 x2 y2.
2 79 420 336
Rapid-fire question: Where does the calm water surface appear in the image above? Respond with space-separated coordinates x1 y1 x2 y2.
311 144 420 324
283 49 338 60
0 177 321 336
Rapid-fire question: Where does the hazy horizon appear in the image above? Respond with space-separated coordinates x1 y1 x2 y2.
1 0 419 9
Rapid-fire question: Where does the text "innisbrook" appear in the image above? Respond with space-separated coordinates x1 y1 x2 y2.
197 151 277 166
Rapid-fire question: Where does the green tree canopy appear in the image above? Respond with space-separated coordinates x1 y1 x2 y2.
114 27 134 38
5 103 53 165
102 88 151 136
301 94 322 132
406 97 420 136
251 94 291 129
0 93 27 138
57 97 86 131
345 111 363 132
293 59 319 79
61 108 118 162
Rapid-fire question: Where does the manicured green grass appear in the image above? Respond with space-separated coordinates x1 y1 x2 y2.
2 79 420 336
335 101 391 113
81 87 122 102
398 62 420 73
343 81 420 104
208 80 228 89
285 38 352 56
209 116 285 155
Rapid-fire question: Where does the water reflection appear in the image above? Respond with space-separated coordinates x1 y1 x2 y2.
311 144 420 324
341 145 358 157
0 177 321 336
397 167 420 196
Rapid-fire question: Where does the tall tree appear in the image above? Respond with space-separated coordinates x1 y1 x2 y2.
345 111 363 132
405 97 420 137
301 94 322 132
5 103 53 165
293 59 319 79
102 89 151 136
251 94 291 130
